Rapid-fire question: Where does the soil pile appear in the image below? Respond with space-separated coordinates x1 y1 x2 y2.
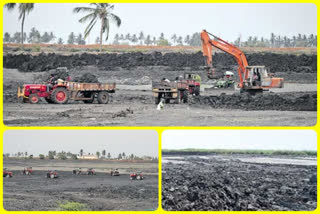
73 73 99 83
192 92 317 111
4 52 316 73
162 156 317 211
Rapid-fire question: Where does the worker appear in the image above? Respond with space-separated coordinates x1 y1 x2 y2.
47 74 56 92
157 98 165 110
252 72 258 86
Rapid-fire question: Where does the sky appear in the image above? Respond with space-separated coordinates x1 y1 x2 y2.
4 130 158 157
3 3 317 44
162 130 317 151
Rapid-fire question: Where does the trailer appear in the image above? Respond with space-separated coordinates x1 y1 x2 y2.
18 79 116 104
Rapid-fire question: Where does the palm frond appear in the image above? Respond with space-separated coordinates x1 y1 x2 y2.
103 18 110 41
73 6 95 14
18 4 34 20
79 12 96 23
109 13 121 27
4 3 16 10
84 19 97 39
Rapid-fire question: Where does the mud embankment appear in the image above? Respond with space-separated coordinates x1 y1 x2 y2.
192 92 317 111
4 52 317 73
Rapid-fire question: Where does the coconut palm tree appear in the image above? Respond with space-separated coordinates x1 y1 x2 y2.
73 3 121 52
5 3 34 48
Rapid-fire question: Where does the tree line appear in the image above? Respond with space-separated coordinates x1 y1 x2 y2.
4 30 317 48
4 149 158 161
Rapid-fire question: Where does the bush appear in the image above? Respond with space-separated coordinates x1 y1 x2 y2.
39 154 45 159
58 201 87 211
157 39 171 46
71 154 78 160
33 45 41 52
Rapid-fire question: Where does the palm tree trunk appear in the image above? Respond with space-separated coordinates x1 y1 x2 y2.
99 18 104 52
21 12 25 49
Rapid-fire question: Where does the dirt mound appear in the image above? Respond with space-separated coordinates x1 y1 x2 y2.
192 92 317 111
73 73 99 83
4 52 316 73
162 156 317 211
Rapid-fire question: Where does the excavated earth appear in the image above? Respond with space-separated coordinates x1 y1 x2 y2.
162 154 317 211
2 52 317 126
3 159 158 211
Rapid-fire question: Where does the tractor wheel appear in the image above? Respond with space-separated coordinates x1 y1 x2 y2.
29 94 40 104
50 174 55 179
155 97 160 105
26 171 30 175
97 91 109 104
183 90 189 103
137 175 141 180
6 174 10 178
51 87 69 104
45 97 54 104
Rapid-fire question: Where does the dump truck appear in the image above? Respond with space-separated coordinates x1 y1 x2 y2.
18 79 116 104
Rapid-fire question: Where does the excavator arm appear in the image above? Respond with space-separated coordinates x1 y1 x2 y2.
200 30 248 88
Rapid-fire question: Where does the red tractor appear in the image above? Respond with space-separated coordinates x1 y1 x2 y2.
18 80 116 104
3 168 13 178
22 167 33 175
130 172 144 180
47 170 58 179
87 168 96 175
110 168 120 176
182 73 201 96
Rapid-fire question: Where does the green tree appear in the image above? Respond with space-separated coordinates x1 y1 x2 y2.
76 33 86 45
28 27 41 43
95 37 100 44
67 32 76 44
80 149 83 157
131 34 138 44
96 151 100 158
107 152 111 159
157 39 170 46
41 32 51 43
159 32 165 40
57 37 64 44
171 34 177 45
58 152 67 160
4 32 11 43
177 36 183 46
184 35 190 46
113 33 119 45
71 154 78 160
138 31 145 45
48 151 54 159
102 150 106 158
73 3 121 52
5 3 34 48
144 35 152 45
118 153 122 160
39 154 45 159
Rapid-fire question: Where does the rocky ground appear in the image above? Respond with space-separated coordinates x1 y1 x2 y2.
162 154 317 211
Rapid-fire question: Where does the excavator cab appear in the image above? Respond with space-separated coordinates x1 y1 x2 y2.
243 66 284 90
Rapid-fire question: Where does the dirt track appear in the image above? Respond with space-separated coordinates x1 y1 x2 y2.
162 154 317 211
3 159 158 211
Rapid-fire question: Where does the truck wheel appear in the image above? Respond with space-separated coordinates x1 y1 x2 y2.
52 87 69 104
183 90 189 103
29 94 39 104
50 174 55 179
97 91 109 104
175 91 181 104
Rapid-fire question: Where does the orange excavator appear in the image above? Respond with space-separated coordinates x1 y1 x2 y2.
201 30 284 93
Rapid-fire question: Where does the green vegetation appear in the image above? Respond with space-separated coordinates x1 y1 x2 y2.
58 201 88 211
162 148 317 156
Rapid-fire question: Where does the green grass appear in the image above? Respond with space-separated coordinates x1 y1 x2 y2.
58 201 88 211
162 148 317 156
